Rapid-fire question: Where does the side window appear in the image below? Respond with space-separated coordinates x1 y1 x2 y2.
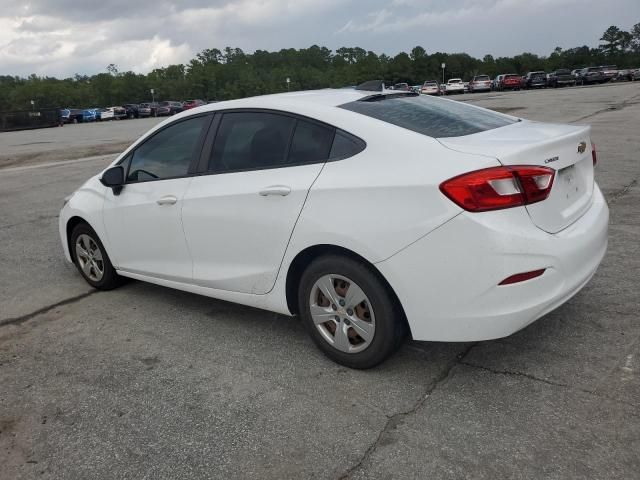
209 112 296 173
127 115 209 182
329 131 365 160
288 120 335 164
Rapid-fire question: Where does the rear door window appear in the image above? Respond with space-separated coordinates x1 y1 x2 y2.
288 120 335 164
209 112 296 173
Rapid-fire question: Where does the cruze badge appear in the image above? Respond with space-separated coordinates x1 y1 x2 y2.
544 156 559 164
577 141 587 154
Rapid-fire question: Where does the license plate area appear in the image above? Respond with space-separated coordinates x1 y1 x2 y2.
557 164 583 201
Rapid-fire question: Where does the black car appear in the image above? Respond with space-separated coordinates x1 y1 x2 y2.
523 71 547 89
577 67 605 85
123 104 141 119
156 101 184 116
547 69 576 88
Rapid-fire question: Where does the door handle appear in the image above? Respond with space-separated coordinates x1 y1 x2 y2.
259 185 291 197
156 195 178 205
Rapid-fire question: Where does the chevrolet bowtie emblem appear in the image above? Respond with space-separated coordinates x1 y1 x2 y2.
577 141 587 154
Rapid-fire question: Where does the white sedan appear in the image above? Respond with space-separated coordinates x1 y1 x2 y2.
59 83 608 368
445 78 465 94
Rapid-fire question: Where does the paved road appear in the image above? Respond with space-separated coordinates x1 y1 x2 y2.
1 82 639 479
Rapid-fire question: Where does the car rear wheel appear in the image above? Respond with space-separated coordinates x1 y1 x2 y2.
298 255 406 369
71 223 122 290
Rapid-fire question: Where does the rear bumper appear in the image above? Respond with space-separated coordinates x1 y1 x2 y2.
376 184 609 342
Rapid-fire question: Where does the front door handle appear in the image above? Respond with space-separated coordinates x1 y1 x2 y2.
156 195 178 205
259 185 291 197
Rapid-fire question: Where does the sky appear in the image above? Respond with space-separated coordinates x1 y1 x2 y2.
0 0 638 77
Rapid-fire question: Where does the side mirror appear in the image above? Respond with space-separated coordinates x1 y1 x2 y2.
100 165 125 195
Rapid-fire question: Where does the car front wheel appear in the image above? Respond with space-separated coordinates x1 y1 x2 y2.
71 223 122 290
298 255 406 369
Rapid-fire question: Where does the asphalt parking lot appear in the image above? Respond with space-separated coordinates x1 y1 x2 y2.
1 82 639 479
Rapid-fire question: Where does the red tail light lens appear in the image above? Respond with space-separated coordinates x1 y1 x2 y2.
591 141 597 166
498 268 546 285
439 166 555 212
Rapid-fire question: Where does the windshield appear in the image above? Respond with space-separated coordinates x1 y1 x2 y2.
339 95 516 138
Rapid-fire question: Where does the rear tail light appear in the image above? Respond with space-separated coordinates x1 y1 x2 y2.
439 166 555 212
591 141 597 166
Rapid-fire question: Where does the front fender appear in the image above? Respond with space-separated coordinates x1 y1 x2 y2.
59 176 109 263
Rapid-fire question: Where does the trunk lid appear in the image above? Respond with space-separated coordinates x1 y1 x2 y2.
438 120 594 233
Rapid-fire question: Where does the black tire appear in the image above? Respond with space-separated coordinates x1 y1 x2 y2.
70 223 123 290
298 255 406 369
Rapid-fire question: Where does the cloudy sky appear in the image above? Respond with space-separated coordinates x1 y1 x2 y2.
0 0 638 77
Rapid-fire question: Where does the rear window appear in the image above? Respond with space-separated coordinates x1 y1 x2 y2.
339 95 516 138
474 75 490 81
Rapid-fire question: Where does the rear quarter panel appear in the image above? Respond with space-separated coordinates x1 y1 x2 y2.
284 116 501 264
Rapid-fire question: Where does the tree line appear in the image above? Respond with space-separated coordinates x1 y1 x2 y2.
1 23 639 112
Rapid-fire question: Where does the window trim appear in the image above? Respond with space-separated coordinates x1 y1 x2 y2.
118 112 215 185
194 108 366 176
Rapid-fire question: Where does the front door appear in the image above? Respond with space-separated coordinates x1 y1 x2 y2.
103 115 211 281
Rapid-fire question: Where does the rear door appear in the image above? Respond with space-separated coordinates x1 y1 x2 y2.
181 111 335 294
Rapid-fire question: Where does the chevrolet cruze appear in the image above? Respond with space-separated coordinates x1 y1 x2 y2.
59 83 608 368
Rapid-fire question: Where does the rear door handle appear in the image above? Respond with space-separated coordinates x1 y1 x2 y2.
156 195 178 205
259 185 291 197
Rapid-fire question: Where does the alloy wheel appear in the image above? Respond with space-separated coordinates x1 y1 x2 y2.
75 234 104 282
309 274 376 354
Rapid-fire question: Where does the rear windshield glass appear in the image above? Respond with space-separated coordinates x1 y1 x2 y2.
339 94 516 138
474 75 490 81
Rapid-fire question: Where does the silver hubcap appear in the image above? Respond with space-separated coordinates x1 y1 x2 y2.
309 274 375 354
75 234 104 282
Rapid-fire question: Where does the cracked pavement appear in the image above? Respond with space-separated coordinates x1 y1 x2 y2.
1 82 639 479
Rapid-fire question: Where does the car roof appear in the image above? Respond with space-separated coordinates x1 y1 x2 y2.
187 88 387 112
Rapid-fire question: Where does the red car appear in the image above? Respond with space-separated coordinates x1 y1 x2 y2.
183 99 205 110
498 74 522 91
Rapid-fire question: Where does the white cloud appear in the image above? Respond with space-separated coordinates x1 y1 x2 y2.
0 0 638 77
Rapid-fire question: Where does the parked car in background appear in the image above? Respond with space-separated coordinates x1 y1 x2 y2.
463 82 470 93
468 75 492 93
123 104 140 118
156 101 184 116
492 75 504 90
138 103 152 117
547 69 577 88
498 74 522 91
633 68 640 81
523 71 547 89
60 108 85 124
445 78 465 94
98 108 115 121
600 65 618 82
393 83 411 91
571 69 581 79
577 67 605 85
59 109 72 123
109 106 127 120
420 80 441 95
615 69 634 81
183 99 206 110
81 109 99 122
